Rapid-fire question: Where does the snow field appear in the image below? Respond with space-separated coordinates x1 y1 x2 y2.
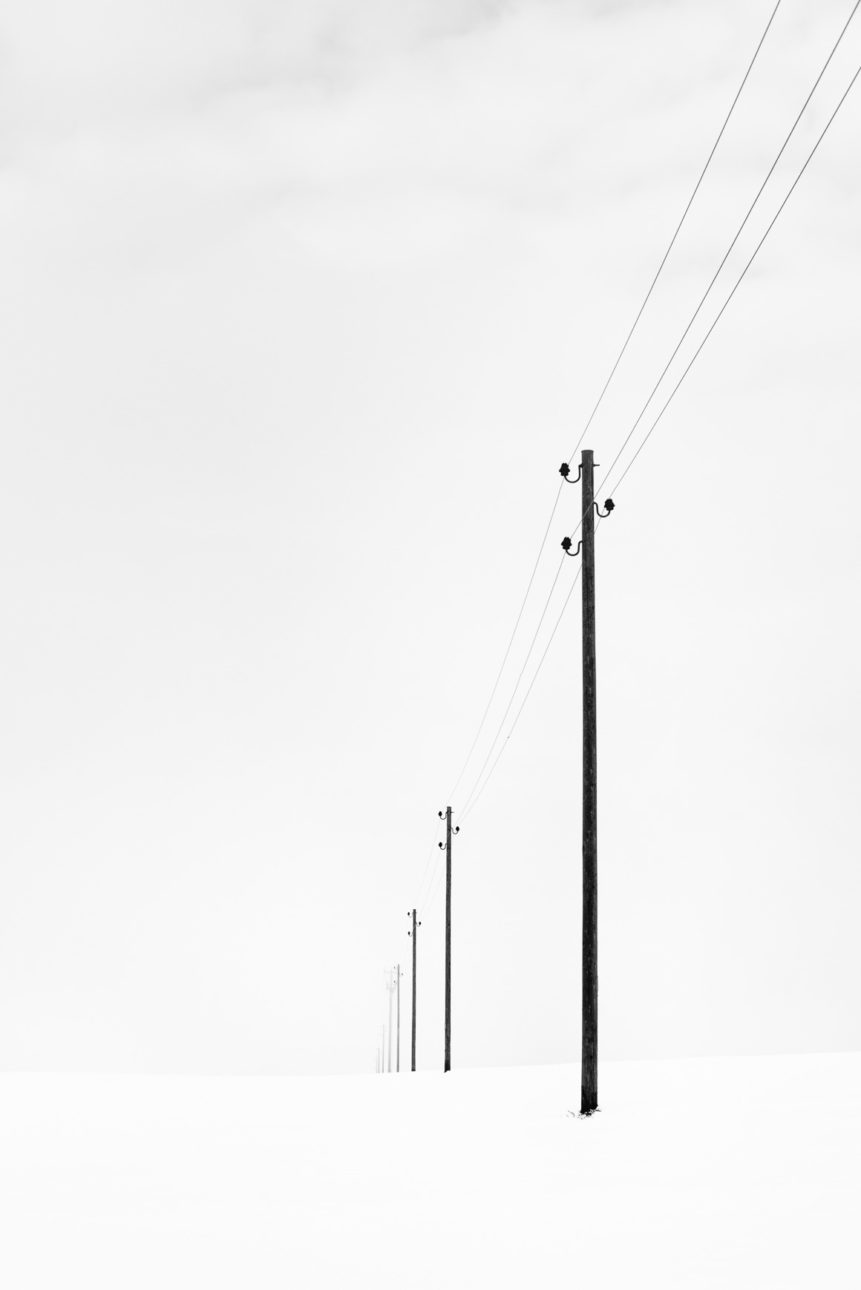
0 1052 858 1289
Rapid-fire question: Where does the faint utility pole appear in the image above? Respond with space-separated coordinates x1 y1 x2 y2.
408 908 421 1071
386 970 395 1074
438 806 459 1073
394 964 403 1073
561 448 613 1116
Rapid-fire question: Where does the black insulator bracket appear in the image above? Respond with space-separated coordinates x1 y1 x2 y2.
559 462 582 484
561 536 583 557
560 461 601 483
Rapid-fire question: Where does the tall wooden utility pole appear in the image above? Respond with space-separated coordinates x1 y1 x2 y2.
561 449 613 1113
408 908 420 1072
438 807 458 1073
580 448 599 1115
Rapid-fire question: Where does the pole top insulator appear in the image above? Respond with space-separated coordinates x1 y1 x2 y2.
559 462 570 478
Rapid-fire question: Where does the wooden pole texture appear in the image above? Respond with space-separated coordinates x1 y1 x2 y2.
581 448 599 1114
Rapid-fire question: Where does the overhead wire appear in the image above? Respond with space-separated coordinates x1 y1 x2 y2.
459 554 585 827
395 9 850 1045
608 59 861 499
442 0 780 814
392 14 857 1072
415 815 445 913
556 0 859 558
418 855 442 914
423 858 446 914
590 0 860 504
565 0 785 465
457 554 567 818
444 479 564 805
459 54 861 824
457 481 599 819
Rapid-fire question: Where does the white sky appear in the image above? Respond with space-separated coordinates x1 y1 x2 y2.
1 0 859 1074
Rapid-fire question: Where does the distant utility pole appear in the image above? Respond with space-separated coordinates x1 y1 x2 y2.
438 806 459 1073
407 909 421 1072
386 970 395 1074
394 964 403 1073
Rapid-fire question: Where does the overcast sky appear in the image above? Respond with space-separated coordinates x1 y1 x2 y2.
1 0 859 1075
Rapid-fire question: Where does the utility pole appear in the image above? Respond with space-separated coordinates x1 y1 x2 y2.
438 807 459 1073
386 970 395 1074
581 447 599 1116
394 964 402 1073
407 909 421 1072
561 449 613 1115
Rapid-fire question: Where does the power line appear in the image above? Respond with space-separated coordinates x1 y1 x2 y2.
461 54 861 825
445 480 564 805
565 0 784 464
416 817 442 896
457 554 568 818
422 852 448 915
457 478 607 818
460 552 587 826
418 855 443 915
416 817 445 912
441 1 782 813
609 60 861 498
558 0 860 555
593 0 860 502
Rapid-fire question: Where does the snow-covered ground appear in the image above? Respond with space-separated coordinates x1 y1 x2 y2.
1 1052 858 1289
